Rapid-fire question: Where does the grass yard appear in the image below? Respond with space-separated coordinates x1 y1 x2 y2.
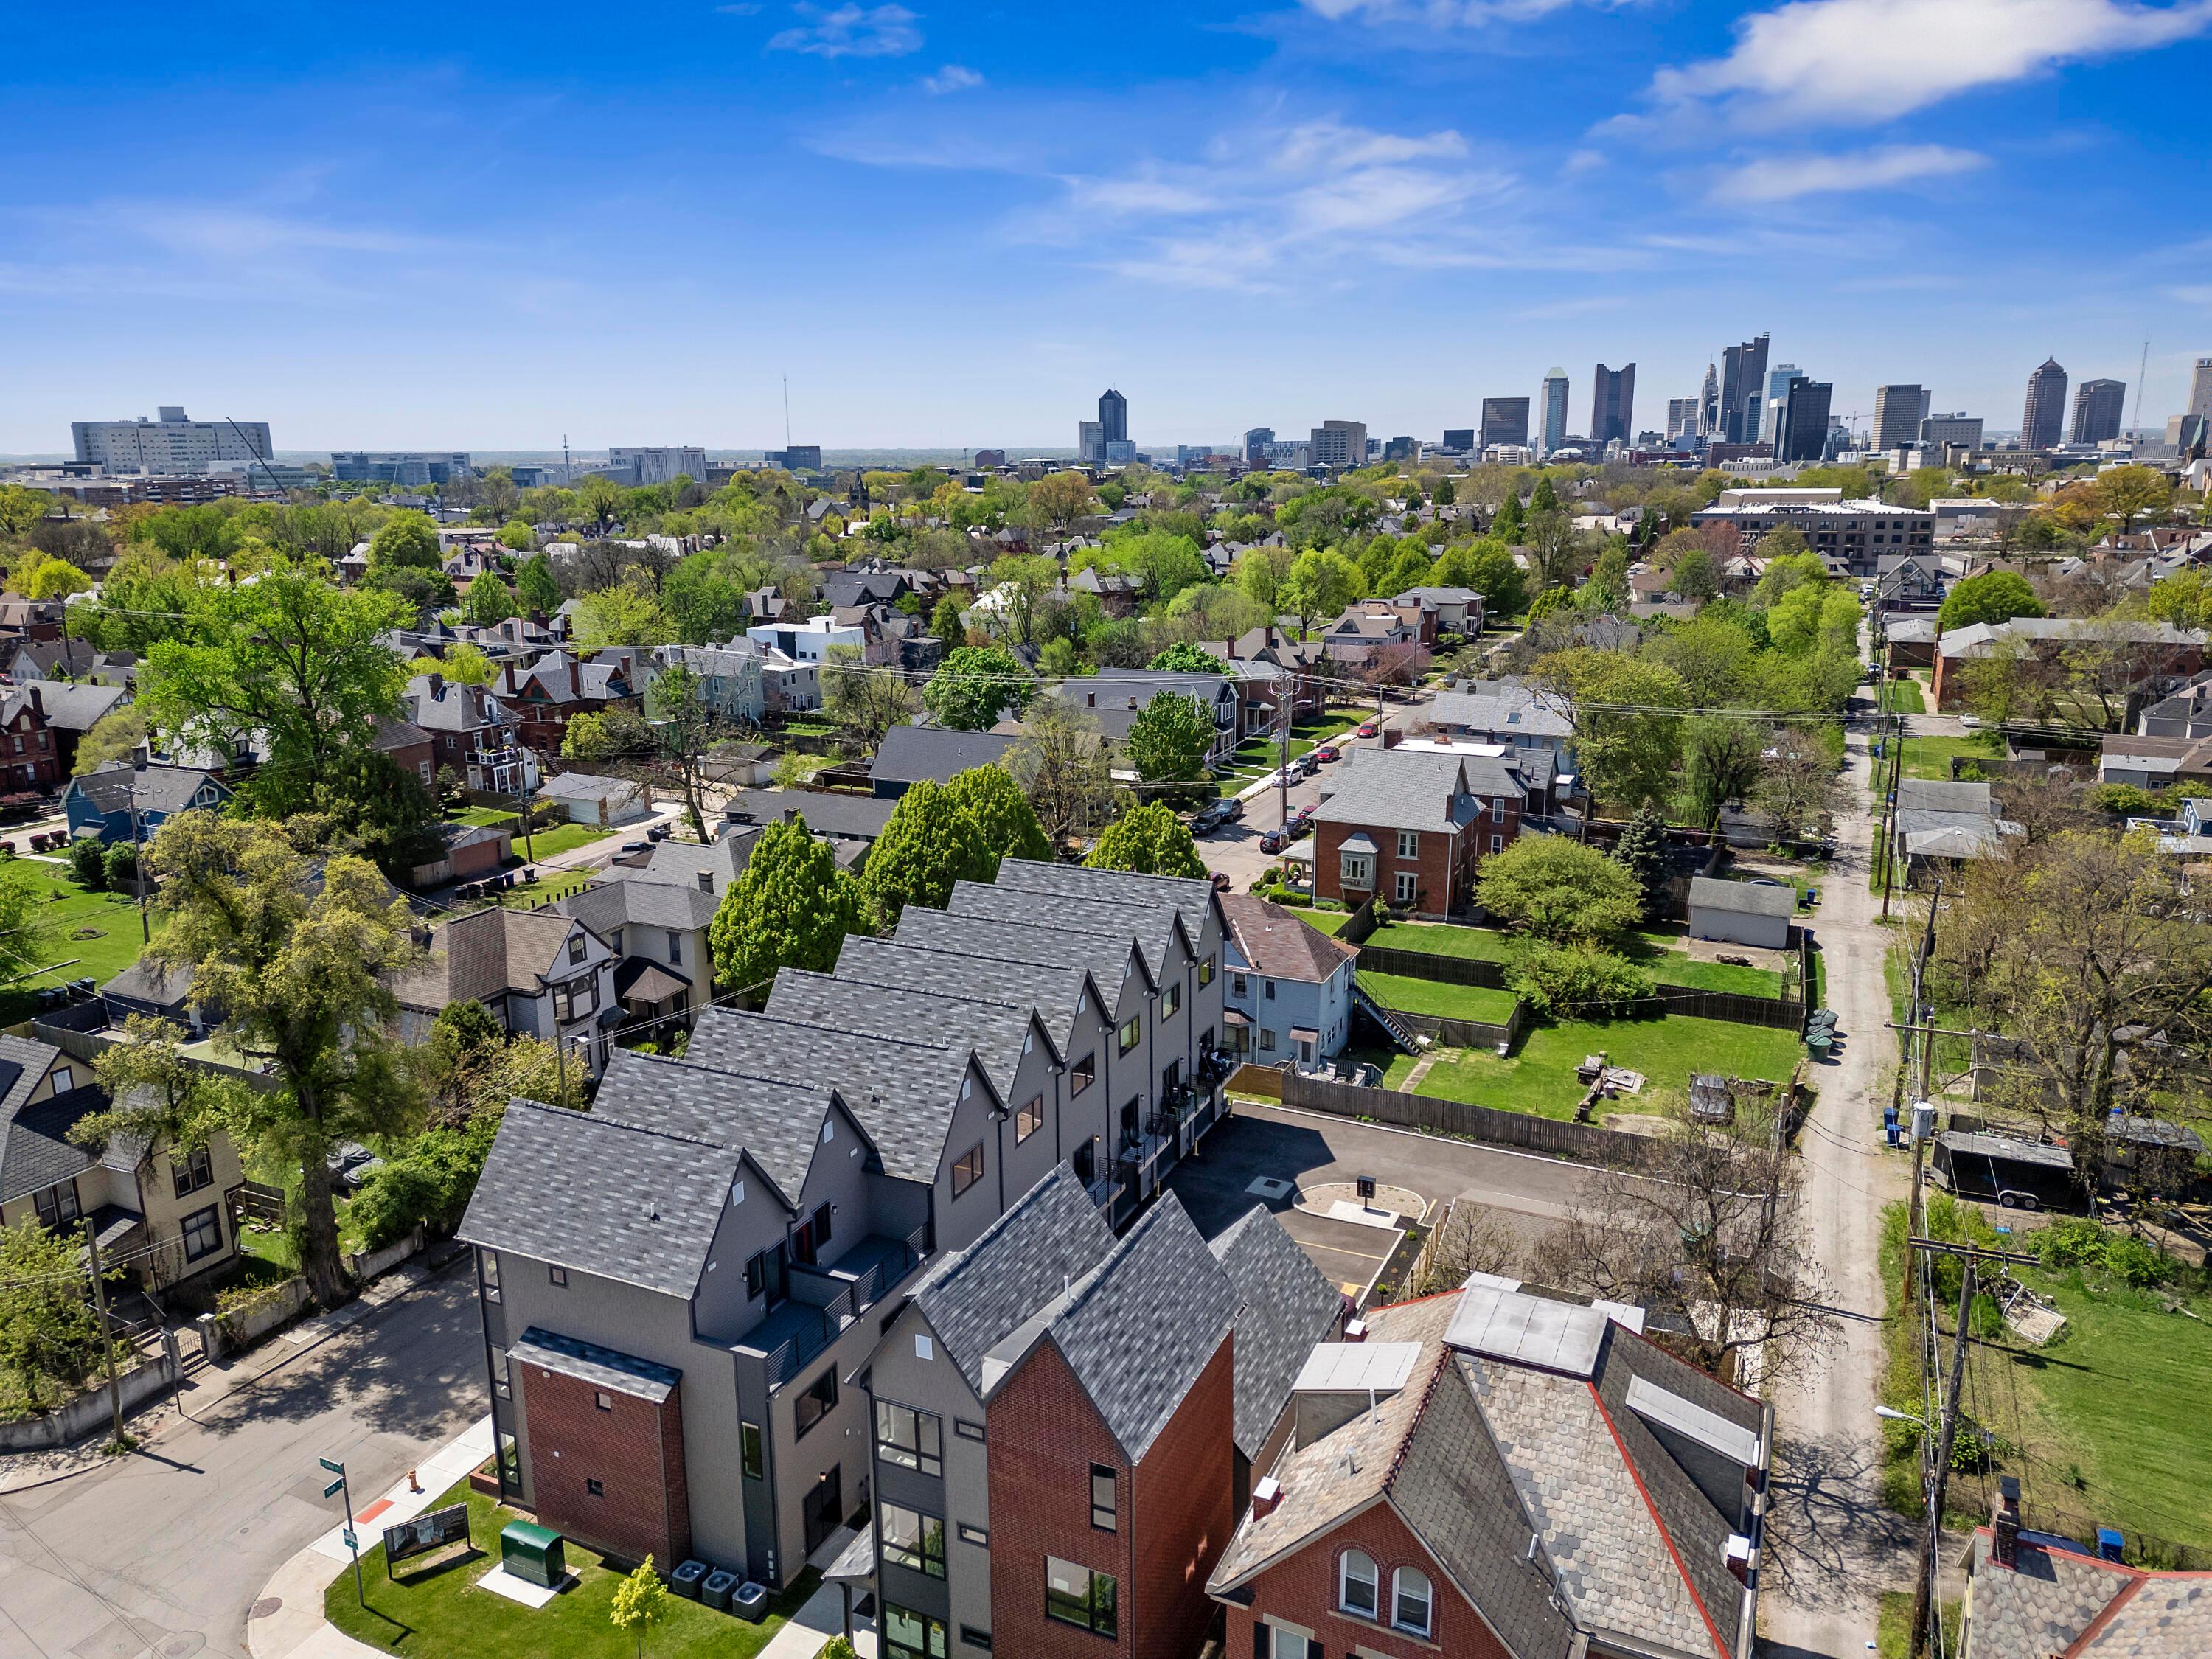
1216 706 1372 785
1879 675 1927 715
1380 1012 1802 1120
1356 970 1519 1024
1895 734 2001 782
446 808 615 862
1301 909 1354 936
0 859 161 1023
327 1477 822 1659
1877 1590 1960 1659
1363 919 1789 998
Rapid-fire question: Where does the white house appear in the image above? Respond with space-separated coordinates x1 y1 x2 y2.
1219 894 1359 1068
743 616 867 664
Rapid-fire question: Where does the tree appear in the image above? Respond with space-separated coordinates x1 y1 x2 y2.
1509 942 1655 1015
1147 641 1228 673
984 554 1061 648
572 571 672 647
1672 546 1719 603
369 509 441 570
1282 549 1359 638
498 519 535 552
2092 465 2174 535
2146 568 2212 631
73 1012 244 1208
71 703 150 776
562 706 653 765
140 814 423 1307
1938 570 2045 633
136 560 411 802
1529 649 1685 812
1607 805 1672 921
1538 1100 1838 1385
515 553 561 616
1765 582 1858 658
14 552 91 600
862 779 997 928
1234 546 1295 618
1523 508 1582 592
1026 470 1097 535
822 643 917 751
458 576 515 625
437 641 498 687
709 815 863 995
1436 542 1527 619
1409 1200 1522 1296
1758 731 1841 841
1125 692 1215 784
611 1557 670 1659
945 764 1052 866
928 594 969 648
1682 716 1767 843
0 1221 116 1414
923 645 1034 731
1086 801 1206 878
1012 699 1113 846
644 661 726 843
1475 835 1643 945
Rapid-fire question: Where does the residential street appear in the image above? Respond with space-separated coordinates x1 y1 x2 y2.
0 1265 485 1659
1756 714 1915 1657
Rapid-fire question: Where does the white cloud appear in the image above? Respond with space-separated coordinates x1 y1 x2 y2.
767 4 922 58
1562 147 1606 174
1301 0 1644 23
1722 142 1989 201
920 63 983 93
1652 0 2212 122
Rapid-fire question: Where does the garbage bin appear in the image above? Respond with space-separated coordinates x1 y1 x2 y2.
671 1560 709 1601
730 1581 768 1623
701 1568 739 1612
499 1520 566 1588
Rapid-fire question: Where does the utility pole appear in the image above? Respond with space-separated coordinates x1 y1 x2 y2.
83 1218 127 1450
1879 712 1906 919
127 776 149 945
1908 1257 1975 1659
1276 678 1292 845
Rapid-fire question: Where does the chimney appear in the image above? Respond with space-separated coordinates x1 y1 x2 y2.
1992 1475 2021 1568
1725 1534 1753 1585
25 685 40 720
1342 1318 1367 1344
428 672 445 698
1249 1475 1281 1521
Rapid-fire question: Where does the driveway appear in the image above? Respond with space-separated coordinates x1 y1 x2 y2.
0 1266 487 1659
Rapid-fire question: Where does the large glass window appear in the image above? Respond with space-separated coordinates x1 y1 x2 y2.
874 1400 943 1478
1161 983 1180 1019
1071 1052 1095 1095
1198 953 1215 987
795 1367 837 1437
883 1604 947 1659
951 1141 985 1198
879 1501 946 1578
171 1144 213 1198
1045 1557 1117 1636
1338 1549 1379 1619
1015 1095 1044 1143
740 1422 765 1480
180 1205 223 1262
1116 1015 1141 1054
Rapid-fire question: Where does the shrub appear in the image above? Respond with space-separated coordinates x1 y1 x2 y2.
2031 1217 2175 1287
1509 942 1653 1015
67 838 107 891
2103 1234 2175 1289
102 841 137 887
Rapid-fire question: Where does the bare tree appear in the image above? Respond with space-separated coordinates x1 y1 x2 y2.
1756 731 1840 841
1537 1102 1840 1389
821 643 917 752
1009 700 1114 846
1411 1200 1523 1297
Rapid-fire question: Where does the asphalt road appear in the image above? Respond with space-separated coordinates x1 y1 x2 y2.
0 1267 487 1659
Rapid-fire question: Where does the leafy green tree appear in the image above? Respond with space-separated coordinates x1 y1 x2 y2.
862 779 997 927
611 1557 670 1659
1493 492 1526 542
497 519 535 552
140 814 424 1307
1234 546 1295 617
929 594 969 647
1672 546 1719 603
1510 942 1654 1016
923 644 1035 731
72 704 148 776
1283 549 1360 637
1682 716 1767 838
1436 542 1526 618
1529 476 1560 513
1382 544 1436 596
572 571 672 647
437 641 498 687
562 706 654 765
945 764 1052 866
458 575 515 625
2146 568 2212 631
515 552 560 616
14 552 91 600
2091 465 2173 535
709 816 864 994
1475 835 1644 945
1086 801 1206 878
0 1220 117 1413
1530 648 1685 812
1765 582 1859 658
68 838 107 890
368 509 440 569
1026 471 1097 534
1147 641 1228 673
1938 570 2045 633
1125 692 1215 784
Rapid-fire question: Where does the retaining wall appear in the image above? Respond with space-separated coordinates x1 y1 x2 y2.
0 1352 181 1450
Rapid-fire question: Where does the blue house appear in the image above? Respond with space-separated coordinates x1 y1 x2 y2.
62 761 232 846
1218 893 1359 1068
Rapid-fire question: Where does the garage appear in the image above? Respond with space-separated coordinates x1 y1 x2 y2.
1686 876 1795 951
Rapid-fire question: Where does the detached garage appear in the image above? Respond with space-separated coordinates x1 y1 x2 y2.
1686 876 1795 951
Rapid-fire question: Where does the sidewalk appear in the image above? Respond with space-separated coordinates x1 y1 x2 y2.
1 1252 458 1495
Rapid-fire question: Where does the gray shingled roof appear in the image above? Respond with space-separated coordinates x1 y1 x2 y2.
0 1085 119 1207
1208 1205 1343 1458
908 1164 1116 1394
1311 748 1484 836
870 726 1021 789
1219 895 1357 986
768 969 1056 1098
722 790 897 842
69 762 223 818
992 857 1217 950
588 1047 840 1205
945 880 1193 984
560 875 718 936
457 1099 740 1298
893 907 1150 995
1688 877 1796 920
1430 686 1574 740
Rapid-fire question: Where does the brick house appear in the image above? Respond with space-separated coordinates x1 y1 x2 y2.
0 685 60 793
1930 616 2207 712
1308 746 1558 915
853 1168 1338 1659
498 650 636 753
1209 1280 1771 1659
403 673 540 797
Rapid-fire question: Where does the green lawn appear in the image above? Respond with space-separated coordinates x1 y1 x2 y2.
1895 734 2000 782
0 860 160 1023
1879 675 1927 714
1380 1012 1802 1120
1363 919 1787 998
1301 909 1354 936
449 807 617 863
1877 1590 1960 1659
1216 706 1372 785
1356 970 1520 1024
326 1477 821 1659
451 806 521 829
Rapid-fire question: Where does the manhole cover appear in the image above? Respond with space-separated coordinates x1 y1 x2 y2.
156 1636 204 1658
248 1600 282 1621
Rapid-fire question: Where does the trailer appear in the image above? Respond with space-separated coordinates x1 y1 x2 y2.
1930 1130 2083 1212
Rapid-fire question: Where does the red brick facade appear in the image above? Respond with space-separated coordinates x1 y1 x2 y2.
0 698 58 793
516 1363 691 1569
988 1337 1237 1659
1222 1498 1512 1659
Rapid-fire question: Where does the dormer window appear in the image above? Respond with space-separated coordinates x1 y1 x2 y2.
567 933 586 965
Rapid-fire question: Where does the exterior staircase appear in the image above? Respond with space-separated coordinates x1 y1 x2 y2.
1352 979 1423 1055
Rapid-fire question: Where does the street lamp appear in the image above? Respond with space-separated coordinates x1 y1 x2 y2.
1874 1405 1927 1427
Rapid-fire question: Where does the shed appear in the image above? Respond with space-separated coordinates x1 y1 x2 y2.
1686 876 1795 950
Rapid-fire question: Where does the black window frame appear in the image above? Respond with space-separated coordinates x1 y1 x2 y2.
171 1143 214 1200
954 1417 986 1443
959 1626 992 1652
1089 1463 1117 1532
1071 1051 1095 1096
881 1603 947 1659
740 1420 765 1480
34 1180 81 1229
950 1141 984 1199
958 1523 988 1548
1116 1014 1141 1054
1161 981 1180 1019
874 1399 944 1478
794 1366 838 1438
179 1203 223 1262
1044 1557 1118 1637
594 1390 613 1412
1198 953 1215 987
1015 1094 1044 1143
879 1500 947 1579
549 1264 568 1287
479 1248 501 1302
586 1477 605 1497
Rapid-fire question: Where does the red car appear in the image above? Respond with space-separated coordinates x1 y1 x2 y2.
1356 720 1379 738
1314 744 1340 763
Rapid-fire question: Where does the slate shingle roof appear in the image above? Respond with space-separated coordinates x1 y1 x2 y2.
768 968 1055 1097
945 880 1192 984
69 762 223 818
893 906 1150 995
869 726 1020 789
1208 1204 1343 1458
991 858 1218 955
1219 894 1357 985
588 1047 840 1205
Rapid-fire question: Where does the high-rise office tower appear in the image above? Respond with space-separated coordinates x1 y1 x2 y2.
2071 379 2126 445
1441 428 1475 452
1919 387 1933 429
1590 363 1635 446
72 407 274 476
1242 428 1273 465
2022 358 2067 450
1666 398 1700 440
1750 364 1804 446
1480 397 1531 450
1097 389 1127 448
1307 420 1367 468
2188 358 2212 422
1699 362 1720 435
1078 420 1104 464
1872 384 1924 452
1540 369 1571 453
1718 333 1770 444
1774 379 1833 464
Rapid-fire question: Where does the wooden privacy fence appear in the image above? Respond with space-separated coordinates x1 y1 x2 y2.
1385 1002 1528 1051
1280 1070 1660 1169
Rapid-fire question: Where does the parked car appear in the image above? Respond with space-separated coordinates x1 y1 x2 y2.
1288 755 1317 781
1356 720 1379 738
1259 829 1287 853
1315 744 1340 763
1959 714 1984 729
1218 796 1246 822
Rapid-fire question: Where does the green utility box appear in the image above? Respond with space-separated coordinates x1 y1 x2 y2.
499 1520 566 1588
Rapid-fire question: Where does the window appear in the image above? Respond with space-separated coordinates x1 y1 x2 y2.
958 1523 988 1547
1492 796 1506 822
33 1180 80 1229
1489 834 1504 856
698 872 714 893
954 1418 986 1443
959 1626 992 1651
874 1400 943 1478
1393 1567 1433 1636
567 933 587 964
479 1248 501 1302
914 1334 933 1362
882 1604 947 1659
553 979 597 1022
586 1477 604 1497
52 1064 73 1093
1071 1052 1095 1096
667 930 683 964
550 1265 568 1287
740 1422 765 1480
879 1502 946 1578
1161 982 1180 1019
171 1144 213 1199
1015 1095 1044 1143
745 1244 787 1306
795 1367 837 1436
1259 1029 1276 1051
1397 830 1419 858
1090 1464 1117 1531
1046 1558 1117 1637
1341 853 1372 887
951 1141 985 1199
1232 973 1248 997
1268 1629 1313 1659
594 1391 613 1412
1394 871 1419 905
1116 1015 1141 1054
180 1204 223 1262
1338 1549 1379 1619
1199 953 1216 987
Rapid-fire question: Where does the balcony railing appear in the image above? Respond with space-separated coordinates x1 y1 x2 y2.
739 1225 933 1390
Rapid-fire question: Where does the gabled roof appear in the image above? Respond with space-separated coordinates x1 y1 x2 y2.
1964 1527 2212 1658
393 908 596 1012
1219 894 1357 984
1208 1204 1343 1457
721 789 897 842
458 1098 742 1297
946 880 1194 987
68 761 226 818
1688 877 1795 920
1310 748 1483 835
1430 686 1575 740
0 1035 111 1205
586 1047 844 1205
560 876 719 936
828 935 1096 1051
870 725 1021 789
768 967 1059 1099
990 857 1218 952
537 770 642 804
26 681 129 733
894 905 1155 998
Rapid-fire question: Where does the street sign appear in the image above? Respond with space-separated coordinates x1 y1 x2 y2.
324 1477 347 1499
342 1530 357 1551
319 1457 344 1474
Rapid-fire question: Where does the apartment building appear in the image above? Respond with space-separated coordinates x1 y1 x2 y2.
72 408 272 476
1690 493 1933 577
1309 745 1558 914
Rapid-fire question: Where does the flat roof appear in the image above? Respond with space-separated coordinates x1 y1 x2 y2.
1292 1341 1424 1394
1443 1283 1608 1378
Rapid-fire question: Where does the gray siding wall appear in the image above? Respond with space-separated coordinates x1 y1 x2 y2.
931 1057 1015 1254
870 1301 995 1653
995 1024 1070 1219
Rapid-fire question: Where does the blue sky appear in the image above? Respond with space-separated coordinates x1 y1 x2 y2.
5 0 2210 453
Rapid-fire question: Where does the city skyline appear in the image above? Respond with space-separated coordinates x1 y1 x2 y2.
5 0 2211 451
